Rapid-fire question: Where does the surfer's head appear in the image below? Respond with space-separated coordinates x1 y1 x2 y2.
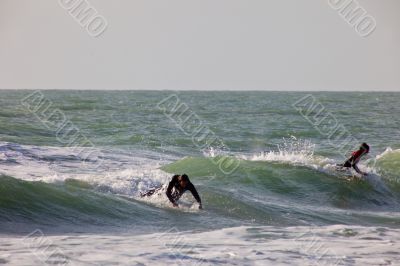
178 174 189 188
361 143 370 153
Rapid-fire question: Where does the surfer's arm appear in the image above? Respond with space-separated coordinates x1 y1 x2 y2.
166 176 179 205
352 164 366 175
187 183 202 208
352 164 361 174
351 152 368 175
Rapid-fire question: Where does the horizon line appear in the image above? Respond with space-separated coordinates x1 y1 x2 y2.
0 88 399 92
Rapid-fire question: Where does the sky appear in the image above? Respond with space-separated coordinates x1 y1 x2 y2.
0 0 399 91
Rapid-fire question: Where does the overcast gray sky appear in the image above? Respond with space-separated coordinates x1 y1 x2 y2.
0 0 399 90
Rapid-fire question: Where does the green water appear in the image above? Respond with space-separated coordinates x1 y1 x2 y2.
1 90 400 233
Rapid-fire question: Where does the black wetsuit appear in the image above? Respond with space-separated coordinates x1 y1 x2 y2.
166 175 201 205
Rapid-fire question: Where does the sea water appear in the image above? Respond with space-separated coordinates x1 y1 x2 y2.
1 90 400 265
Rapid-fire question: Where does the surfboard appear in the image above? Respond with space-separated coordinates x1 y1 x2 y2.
176 198 200 209
335 166 364 180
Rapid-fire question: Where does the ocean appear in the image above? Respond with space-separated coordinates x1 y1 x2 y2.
1 90 400 265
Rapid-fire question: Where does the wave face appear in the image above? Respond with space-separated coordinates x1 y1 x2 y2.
1 146 400 233
1 91 400 234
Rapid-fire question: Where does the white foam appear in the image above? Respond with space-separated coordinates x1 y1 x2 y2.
243 146 336 175
240 138 328 168
241 140 399 185
374 147 400 160
2 225 399 265
0 141 175 198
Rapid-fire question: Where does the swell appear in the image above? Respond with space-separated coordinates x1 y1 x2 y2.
0 175 161 232
373 148 400 183
162 155 400 206
161 155 400 226
1 149 400 232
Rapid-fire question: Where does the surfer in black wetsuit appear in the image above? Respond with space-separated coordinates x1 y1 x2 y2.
167 174 202 209
141 174 202 209
337 143 370 175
